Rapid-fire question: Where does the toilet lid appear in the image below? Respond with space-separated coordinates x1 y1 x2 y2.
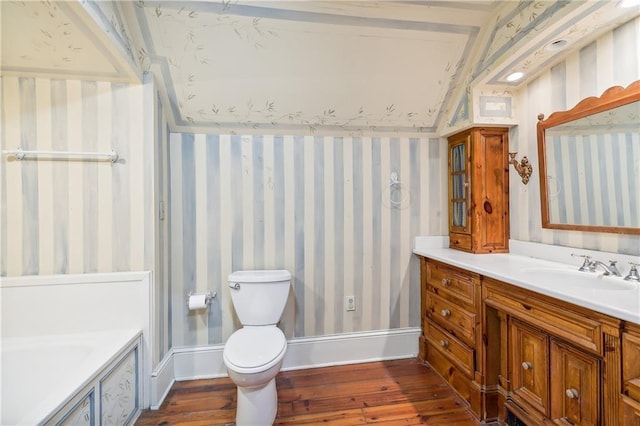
225 327 286 369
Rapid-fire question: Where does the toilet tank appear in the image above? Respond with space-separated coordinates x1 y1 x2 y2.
228 270 292 326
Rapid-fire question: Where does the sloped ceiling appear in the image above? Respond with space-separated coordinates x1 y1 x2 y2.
121 1 495 135
0 0 139 82
2 1 638 136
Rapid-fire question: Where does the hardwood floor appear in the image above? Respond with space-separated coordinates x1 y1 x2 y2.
136 358 479 425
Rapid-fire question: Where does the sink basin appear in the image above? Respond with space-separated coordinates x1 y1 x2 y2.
519 267 638 291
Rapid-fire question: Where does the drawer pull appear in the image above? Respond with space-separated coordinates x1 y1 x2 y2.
565 388 579 399
439 340 449 348
521 361 532 370
440 309 451 318
441 278 452 287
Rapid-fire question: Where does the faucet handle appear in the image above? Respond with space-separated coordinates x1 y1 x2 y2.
624 262 640 282
571 253 593 271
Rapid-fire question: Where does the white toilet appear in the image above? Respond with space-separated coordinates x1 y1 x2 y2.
223 269 291 426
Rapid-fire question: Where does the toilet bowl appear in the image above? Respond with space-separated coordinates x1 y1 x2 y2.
223 326 286 425
223 270 291 426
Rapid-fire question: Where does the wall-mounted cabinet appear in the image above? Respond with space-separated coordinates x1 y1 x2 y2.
447 127 509 253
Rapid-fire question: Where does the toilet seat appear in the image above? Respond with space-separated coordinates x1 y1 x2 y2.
224 327 286 374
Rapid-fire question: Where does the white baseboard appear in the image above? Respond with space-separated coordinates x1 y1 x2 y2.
149 327 420 408
149 352 175 410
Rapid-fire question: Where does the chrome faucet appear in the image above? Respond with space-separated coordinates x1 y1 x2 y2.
589 260 622 277
571 253 622 276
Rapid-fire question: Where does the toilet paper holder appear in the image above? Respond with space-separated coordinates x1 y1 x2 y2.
186 290 217 308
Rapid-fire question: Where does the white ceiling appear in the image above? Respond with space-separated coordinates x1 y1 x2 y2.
2 1 638 135
0 0 138 82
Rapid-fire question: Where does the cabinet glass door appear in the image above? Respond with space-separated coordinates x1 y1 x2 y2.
450 142 468 229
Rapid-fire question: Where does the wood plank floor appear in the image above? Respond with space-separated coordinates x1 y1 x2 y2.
136 358 479 425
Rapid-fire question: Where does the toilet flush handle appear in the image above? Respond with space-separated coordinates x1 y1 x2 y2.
229 282 240 290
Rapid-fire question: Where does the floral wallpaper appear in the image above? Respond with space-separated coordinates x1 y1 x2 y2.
1 0 138 82
100 348 138 426
3 1 634 134
81 0 141 77
122 1 486 135
481 0 635 85
445 0 636 130
1 1 114 73
59 392 94 426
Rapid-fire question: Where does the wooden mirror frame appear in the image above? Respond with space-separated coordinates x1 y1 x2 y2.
537 80 640 235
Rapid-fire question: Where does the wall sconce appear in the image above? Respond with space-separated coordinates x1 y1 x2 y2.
509 152 533 185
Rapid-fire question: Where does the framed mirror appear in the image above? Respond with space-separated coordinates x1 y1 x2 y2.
537 80 640 235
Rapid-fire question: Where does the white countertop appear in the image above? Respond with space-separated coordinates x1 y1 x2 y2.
413 239 640 325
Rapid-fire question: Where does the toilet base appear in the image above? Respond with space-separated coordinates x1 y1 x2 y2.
236 377 277 426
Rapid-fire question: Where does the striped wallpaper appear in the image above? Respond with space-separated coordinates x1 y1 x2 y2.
152 86 172 363
168 133 446 347
510 16 640 254
1 76 156 276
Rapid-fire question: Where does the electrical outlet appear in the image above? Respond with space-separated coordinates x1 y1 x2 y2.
346 295 356 311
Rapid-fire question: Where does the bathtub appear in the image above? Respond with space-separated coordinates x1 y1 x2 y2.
2 329 142 425
0 272 152 425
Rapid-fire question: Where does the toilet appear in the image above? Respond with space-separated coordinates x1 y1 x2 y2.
223 269 291 426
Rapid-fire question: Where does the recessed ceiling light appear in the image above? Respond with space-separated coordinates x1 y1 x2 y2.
545 39 568 52
619 0 640 8
506 71 524 82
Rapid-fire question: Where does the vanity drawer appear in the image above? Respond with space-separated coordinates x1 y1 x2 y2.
426 292 476 346
483 278 602 354
424 319 474 378
426 261 477 307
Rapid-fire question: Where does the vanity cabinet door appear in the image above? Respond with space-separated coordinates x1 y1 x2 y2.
623 329 640 400
550 339 599 425
622 395 640 425
509 319 549 416
623 326 640 425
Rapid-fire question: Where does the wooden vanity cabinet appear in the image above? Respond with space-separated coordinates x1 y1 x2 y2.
418 257 495 421
622 324 640 424
483 277 621 425
447 127 509 253
418 257 632 425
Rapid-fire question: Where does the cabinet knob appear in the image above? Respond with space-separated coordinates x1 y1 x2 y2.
440 340 449 348
521 361 532 370
440 309 451 317
441 278 451 286
565 388 579 399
